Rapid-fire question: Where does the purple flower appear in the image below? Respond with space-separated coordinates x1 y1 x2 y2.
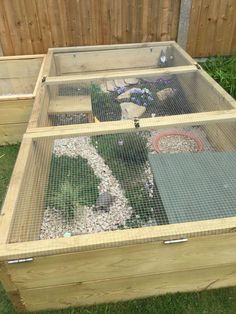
136 99 141 106
132 88 143 94
117 86 127 95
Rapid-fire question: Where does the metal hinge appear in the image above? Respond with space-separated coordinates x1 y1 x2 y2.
195 63 202 70
163 238 188 245
7 258 33 264
42 75 47 83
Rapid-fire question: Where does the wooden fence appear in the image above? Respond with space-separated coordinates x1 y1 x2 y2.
187 0 236 57
0 0 235 57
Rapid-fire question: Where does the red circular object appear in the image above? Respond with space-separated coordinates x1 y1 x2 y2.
152 130 204 153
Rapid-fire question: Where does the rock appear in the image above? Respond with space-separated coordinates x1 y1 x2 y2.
124 78 139 85
156 88 176 101
106 80 117 92
114 79 128 88
100 83 109 93
120 102 146 120
117 88 143 101
96 192 115 211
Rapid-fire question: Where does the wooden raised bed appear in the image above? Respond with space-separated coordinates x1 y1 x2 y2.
1 42 236 313
0 55 45 145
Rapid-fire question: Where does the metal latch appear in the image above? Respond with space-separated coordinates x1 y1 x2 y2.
163 238 188 245
7 258 33 264
134 118 140 128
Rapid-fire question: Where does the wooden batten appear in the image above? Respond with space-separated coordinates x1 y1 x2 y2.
46 65 197 85
48 42 177 54
25 109 236 139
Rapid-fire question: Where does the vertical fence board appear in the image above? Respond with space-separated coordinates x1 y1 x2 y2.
187 0 236 57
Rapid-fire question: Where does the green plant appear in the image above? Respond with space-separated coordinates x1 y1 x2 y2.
46 155 100 218
200 54 236 99
48 181 81 219
90 83 121 121
113 133 148 164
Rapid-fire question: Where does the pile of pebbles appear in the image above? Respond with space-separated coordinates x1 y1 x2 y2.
40 136 133 239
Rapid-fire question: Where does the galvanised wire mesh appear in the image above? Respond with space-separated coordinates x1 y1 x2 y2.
52 43 192 77
7 121 236 249
39 71 233 128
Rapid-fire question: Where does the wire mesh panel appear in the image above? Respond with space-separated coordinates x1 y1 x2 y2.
51 43 193 76
6 120 236 248
40 70 235 128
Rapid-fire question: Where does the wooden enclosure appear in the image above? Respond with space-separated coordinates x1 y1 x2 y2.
1 42 236 312
0 54 45 145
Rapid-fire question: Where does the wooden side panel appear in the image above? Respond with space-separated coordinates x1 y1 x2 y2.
0 99 32 124
187 0 236 56
20 263 236 311
0 123 27 145
5 233 236 290
0 263 26 312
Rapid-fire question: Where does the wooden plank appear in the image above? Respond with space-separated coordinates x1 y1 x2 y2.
0 94 34 101
20 263 236 311
46 65 197 85
0 263 26 311
1 213 236 261
0 78 36 95
0 99 32 124
48 96 92 114
0 123 27 145
25 109 236 139
27 85 50 130
32 54 46 96
5 233 236 290
49 41 176 53
0 54 44 61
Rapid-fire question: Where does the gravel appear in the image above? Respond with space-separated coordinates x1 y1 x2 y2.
40 136 133 239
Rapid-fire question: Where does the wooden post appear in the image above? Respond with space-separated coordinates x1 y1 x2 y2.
177 0 193 49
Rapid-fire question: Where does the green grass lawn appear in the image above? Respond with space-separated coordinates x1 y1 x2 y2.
0 55 236 313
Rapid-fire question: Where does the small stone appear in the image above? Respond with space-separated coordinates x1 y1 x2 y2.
114 79 128 88
96 192 115 211
117 88 143 101
156 88 176 101
120 102 146 120
124 78 139 85
63 232 71 238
